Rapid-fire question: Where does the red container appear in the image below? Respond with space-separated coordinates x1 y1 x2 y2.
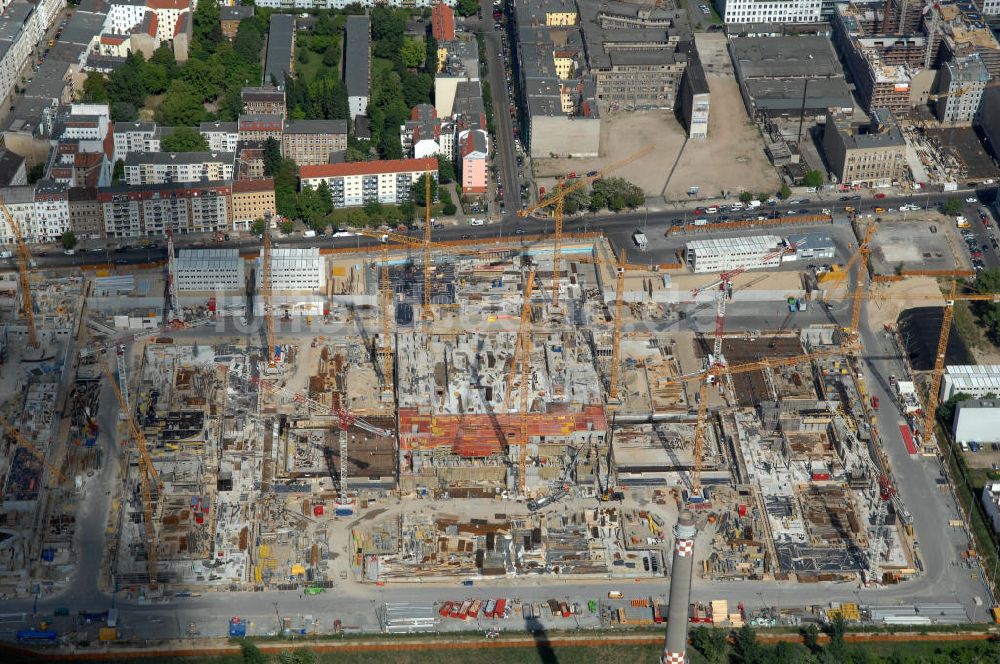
738 504 747 517
313 505 324 516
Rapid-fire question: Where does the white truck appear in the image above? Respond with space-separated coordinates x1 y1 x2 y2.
747 199 762 209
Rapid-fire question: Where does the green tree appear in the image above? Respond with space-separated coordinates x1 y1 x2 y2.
975 268 1000 341
690 626 728 664
142 63 169 95
425 33 438 73
234 21 265 64
273 158 300 219
731 625 765 664
778 183 792 199
456 0 479 17
437 156 456 184
61 231 78 250
107 52 147 108
938 392 973 429
161 126 210 152
251 218 266 236
345 145 368 162
112 159 125 185
363 200 385 218
399 200 416 222
240 641 267 664
27 162 45 184
278 219 295 234
563 188 590 215
942 197 964 216
400 37 425 69
191 0 223 59
81 72 109 103
401 71 433 107
297 48 309 65
739 191 754 203
150 44 177 75
110 102 138 122
263 137 283 176
801 623 821 654
411 174 438 205
442 202 457 215
802 170 824 187
322 44 339 67
158 80 210 126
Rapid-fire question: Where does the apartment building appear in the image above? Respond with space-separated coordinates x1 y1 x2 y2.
344 15 371 120
935 54 989 123
112 121 167 163
220 5 253 40
68 187 104 239
32 180 70 243
281 119 347 165
99 181 232 238
230 178 276 230
0 185 34 245
401 104 447 159
123 152 236 186
241 86 286 117
252 0 457 7
238 114 283 143
458 130 487 194
822 110 908 188
0 148 26 186
298 158 438 208
716 0 822 24
833 4 914 114
199 121 240 153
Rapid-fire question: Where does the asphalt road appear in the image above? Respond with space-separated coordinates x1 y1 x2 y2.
27 190 992 273
478 0 521 215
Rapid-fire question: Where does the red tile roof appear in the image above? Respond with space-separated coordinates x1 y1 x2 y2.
299 158 437 179
431 3 455 42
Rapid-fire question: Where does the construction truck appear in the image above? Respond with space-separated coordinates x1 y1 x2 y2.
229 616 247 637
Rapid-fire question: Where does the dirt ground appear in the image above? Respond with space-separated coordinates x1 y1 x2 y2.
662 72 780 200
533 110 681 196
863 276 947 330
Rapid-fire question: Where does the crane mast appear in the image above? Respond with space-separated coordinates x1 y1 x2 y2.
423 174 433 319
0 199 37 347
262 229 276 363
506 270 536 496
166 229 178 321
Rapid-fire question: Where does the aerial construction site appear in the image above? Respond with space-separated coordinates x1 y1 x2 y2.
0 200 988 639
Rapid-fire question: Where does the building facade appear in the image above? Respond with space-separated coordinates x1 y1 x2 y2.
112 122 164 163
199 121 240 153
941 365 1000 401
254 247 326 291
281 119 348 165
31 180 70 243
238 114 284 143
175 248 245 291
241 86 286 117
68 187 104 239
935 54 989 123
231 178 276 230
685 235 787 274
822 110 907 188
99 181 232 238
458 130 488 194
298 158 438 208
679 54 710 140
123 152 236 186
717 0 822 23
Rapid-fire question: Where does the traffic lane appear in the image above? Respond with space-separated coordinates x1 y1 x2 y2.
860 323 984 613
961 201 999 271
478 0 519 214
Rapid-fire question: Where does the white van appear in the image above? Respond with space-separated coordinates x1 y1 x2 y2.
469 218 484 226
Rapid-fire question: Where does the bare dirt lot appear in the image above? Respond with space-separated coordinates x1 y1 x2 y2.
868 212 970 275
533 33 779 201
533 110 681 196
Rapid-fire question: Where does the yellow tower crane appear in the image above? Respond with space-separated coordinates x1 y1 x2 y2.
659 349 844 497
502 269 536 496
0 199 37 347
516 146 654 305
844 221 879 348
857 284 1000 443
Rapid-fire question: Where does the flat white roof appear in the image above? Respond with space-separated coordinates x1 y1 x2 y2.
686 235 783 254
178 248 240 259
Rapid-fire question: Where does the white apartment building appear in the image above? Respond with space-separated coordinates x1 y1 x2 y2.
0 182 70 245
148 0 190 43
983 0 1000 16
175 248 245 292
103 2 148 35
112 122 164 163
717 0 822 24
941 365 1000 402
199 121 240 153
254 247 325 291
124 152 236 185
685 235 787 274
32 180 70 243
298 157 438 208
